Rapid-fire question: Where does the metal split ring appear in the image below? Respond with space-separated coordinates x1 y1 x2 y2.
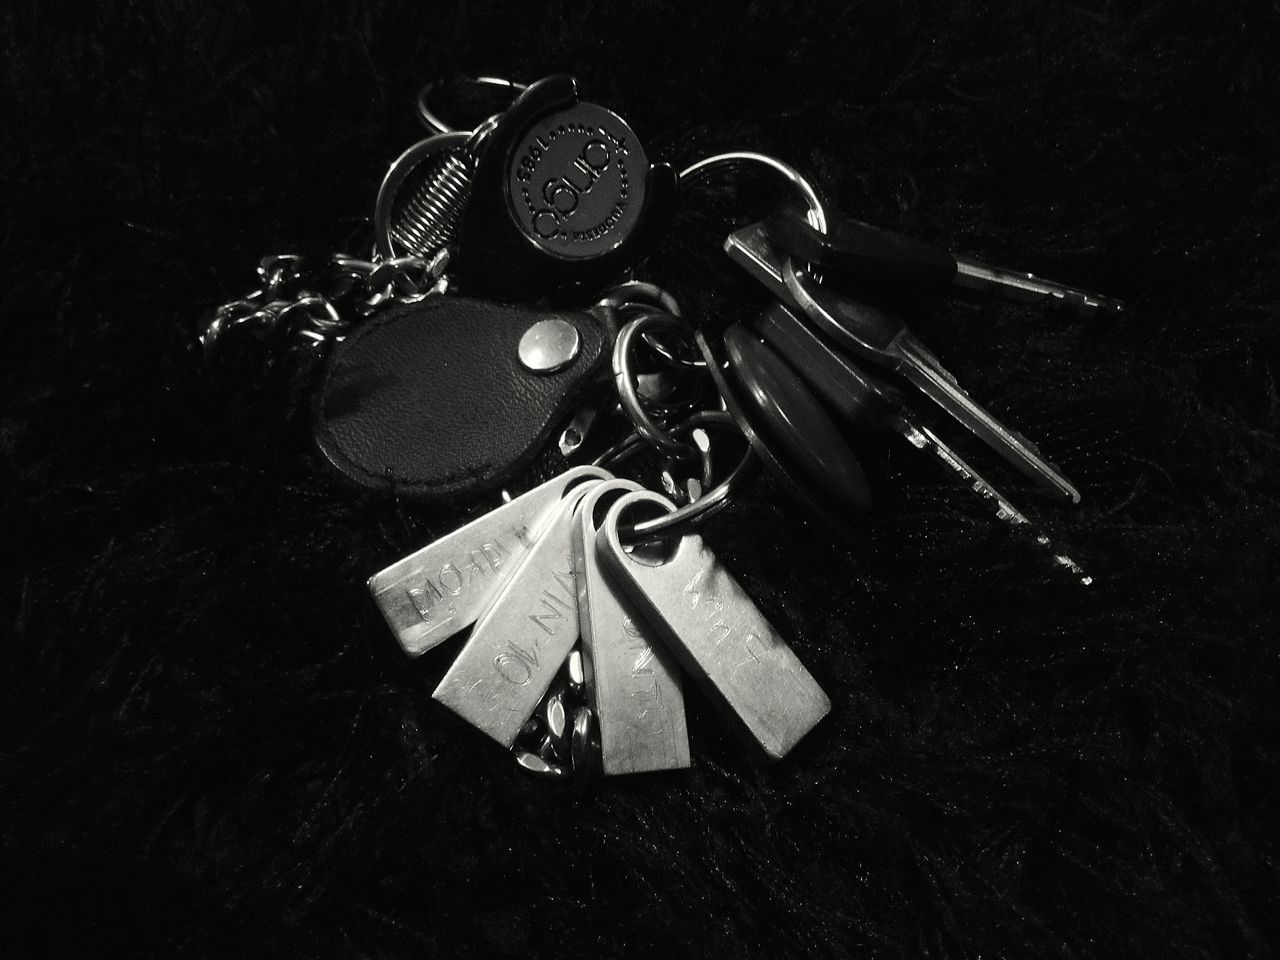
677 151 829 234
596 411 757 544
597 282 705 370
416 76 527 135
613 313 704 458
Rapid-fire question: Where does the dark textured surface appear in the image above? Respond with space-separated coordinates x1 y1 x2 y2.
314 297 608 499
2 2 1278 958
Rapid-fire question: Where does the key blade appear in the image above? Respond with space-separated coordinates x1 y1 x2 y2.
891 416 1091 583
431 480 601 749
368 465 611 656
893 336 1082 504
953 256 1126 319
597 491 830 761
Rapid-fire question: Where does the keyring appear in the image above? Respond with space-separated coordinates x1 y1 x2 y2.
613 313 704 458
677 151 829 234
594 411 758 544
416 76 528 134
597 282 708 370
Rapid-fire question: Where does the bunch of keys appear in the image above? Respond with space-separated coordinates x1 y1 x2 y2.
202 73 1125 775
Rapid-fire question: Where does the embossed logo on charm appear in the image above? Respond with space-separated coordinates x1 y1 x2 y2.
507 102 648 260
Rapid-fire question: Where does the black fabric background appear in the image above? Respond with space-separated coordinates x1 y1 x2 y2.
3 2 1278 957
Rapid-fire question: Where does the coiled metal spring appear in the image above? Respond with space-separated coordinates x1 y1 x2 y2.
387 149 472 256
374 118 500 262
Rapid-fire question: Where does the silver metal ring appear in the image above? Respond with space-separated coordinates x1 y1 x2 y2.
597 282 706 370
596 281 683 318
613 313 702 458
605 412 757 544
416 76 527 134
677 151 828 234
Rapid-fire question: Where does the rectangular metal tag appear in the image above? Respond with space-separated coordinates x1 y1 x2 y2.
573 481 689 775
368 466 610 656
597 491 830 761
432 481 600 749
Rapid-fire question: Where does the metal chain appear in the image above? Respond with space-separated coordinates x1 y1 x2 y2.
199 248 451 366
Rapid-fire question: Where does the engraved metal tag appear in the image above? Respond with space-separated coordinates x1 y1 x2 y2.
432 481 600 749
572 481 689 776
596 491 830 761
368 465 611 656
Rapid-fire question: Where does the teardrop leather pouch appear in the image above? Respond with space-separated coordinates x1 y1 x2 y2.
312 296 608 501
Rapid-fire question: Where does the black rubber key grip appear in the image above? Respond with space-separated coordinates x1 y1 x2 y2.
767 209 958 295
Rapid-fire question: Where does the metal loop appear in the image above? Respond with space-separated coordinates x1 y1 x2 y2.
596 281 683 318
257 253 305 297
614 313 703 458
598 282 705 369
275 295 343 335
416 76 527 134
595 411 757 544
677 151 828 234
368 249 449 299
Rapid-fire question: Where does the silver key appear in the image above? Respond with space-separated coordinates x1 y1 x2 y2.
596 490 830 761
725 223 1080 503
367 465 611 655
951 255 1125 319
573 480 690 775
431 480 600 749
766 209 1125 319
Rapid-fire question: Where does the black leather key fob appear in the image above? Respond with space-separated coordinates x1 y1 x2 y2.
312 296 609 500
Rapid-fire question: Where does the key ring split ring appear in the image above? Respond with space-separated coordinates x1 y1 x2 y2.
677 151 829 234
613 312 705 458
595 411 758 544
597 282 708 370
416 76 528 134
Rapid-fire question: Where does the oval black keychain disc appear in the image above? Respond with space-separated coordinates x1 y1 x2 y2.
723 324 873 513
693 331 864 542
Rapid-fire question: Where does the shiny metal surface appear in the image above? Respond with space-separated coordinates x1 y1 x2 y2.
518 318 581 374
573 481 690 775
368 466 610 655
598 491 830 760
570 706 597 771
432 482 599 749
566 649 586 697
514 749 568 778
953 255 1125 319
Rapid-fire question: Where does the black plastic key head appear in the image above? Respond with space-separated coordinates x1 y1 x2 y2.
456 75 677 299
